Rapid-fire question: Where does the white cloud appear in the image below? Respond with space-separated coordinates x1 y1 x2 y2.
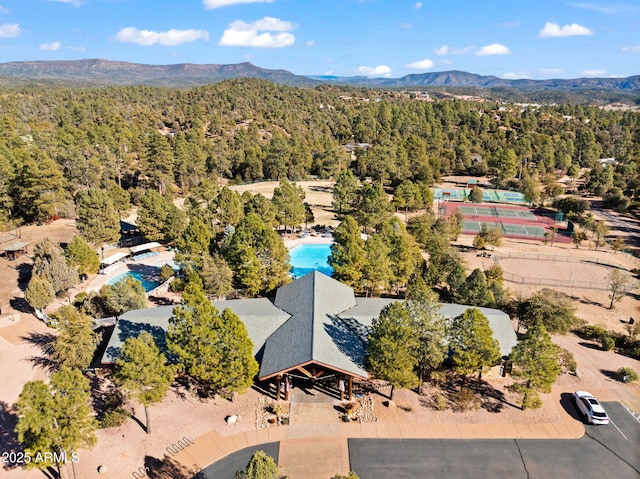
406 58 434 70
204 0 274 9
476 43 511 56
358 65 392 77
0 6 9 14
305 40 315 47
114 27 210 46
39 42 61 51
539 22 593 38
399 23 413 30
51 0 84 6
622 45 640 53
570 3 637 14
414 2 423 9
0 23 20 38
582 69 606 76
502 71 531 79
540 68 563 75
434 44 474 56
67 45 87 52
219 17 295 48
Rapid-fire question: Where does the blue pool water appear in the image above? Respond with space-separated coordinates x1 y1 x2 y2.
108 270 161 292
289 243 333 278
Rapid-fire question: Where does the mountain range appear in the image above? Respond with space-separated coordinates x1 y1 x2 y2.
0 58 638 91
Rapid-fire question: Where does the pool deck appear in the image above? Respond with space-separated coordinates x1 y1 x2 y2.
284 235 334 250
84 250 176 294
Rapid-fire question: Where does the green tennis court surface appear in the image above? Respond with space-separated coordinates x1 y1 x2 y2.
463 221 546 238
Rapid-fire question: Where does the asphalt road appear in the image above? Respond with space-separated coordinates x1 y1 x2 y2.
349 402 640 479
198 442 279 479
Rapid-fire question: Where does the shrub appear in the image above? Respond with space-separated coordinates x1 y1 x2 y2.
558 348 577 374
433 393 449 411
601 336 615 351
101 409 130 428
617 367 638 383
521 389 543 410
452 388 480 412
578 325 607 341
159 264 174 282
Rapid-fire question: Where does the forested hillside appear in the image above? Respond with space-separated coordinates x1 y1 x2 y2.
0 78 638 228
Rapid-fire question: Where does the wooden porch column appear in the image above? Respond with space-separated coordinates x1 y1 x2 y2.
276 375 281 401
347 376 353 401
284 376 291 401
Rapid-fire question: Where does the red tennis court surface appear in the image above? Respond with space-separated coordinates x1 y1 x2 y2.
441 202 571 243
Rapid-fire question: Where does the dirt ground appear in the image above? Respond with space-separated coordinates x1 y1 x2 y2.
229 180 339 228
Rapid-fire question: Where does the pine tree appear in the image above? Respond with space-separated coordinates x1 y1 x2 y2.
52 306 96 370
458 268 495 307
200 253 233 299
99 276 147 316
511 323 562 409
272 178 305 233
75 188 121 245
448 308 501 386
362 234 391 296
24 275 55 312
332 170 359 216
406 290 447 381
167 279 258 394
114 332 174 434
368 302 420 399
235 450 280 479
15 367 97 478
32 238 78 296
65 236 100 277
329 216 366 290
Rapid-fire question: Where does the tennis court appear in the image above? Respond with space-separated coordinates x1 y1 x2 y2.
463 221 547 238
433 187 526 204
457 205 538 221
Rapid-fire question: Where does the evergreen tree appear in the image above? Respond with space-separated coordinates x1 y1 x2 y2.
244 193 278 228
516 288 579 334
329 216 366 290
52 306 96 370
235 450 281 479
511 323 562 409
368 302 420 399
354 182 392 232
200 253 234 299
137 189 186 242
176 217 212 267
362 234 391 296
468 186 483 203
379 218 421 294
100 276 147 316
65 236 100 277
448 308 501 386
332 169 359 216
458 268 495 307
406 289 447 381
15 367 97 478
272 178 305 233
114 332 174 434
75 188 120 245
24 275 55 312
225 213 290 295
214 186 245 229
32 238 78 296
167 279 258 394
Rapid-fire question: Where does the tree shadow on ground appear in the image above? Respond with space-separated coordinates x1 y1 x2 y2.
0 401 21 472
148 296 176 306
15 263 33 290
419 373 520 413
578 341 602 351
20 331 59 373
10 297 33 314
144 455 201 479
600 369 621 381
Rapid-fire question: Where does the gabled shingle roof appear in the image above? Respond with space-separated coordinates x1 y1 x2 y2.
259 271 364 379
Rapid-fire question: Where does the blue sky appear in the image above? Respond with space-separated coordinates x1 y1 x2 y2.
1 0 639 79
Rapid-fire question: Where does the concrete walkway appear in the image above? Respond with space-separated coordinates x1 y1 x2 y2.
173 385 589 479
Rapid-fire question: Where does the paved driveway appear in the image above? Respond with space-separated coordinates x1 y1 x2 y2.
349 402 639 479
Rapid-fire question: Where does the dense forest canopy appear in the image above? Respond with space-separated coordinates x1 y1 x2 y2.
0 78 638 228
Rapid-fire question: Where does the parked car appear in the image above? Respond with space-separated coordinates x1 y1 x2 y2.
572 390 609 425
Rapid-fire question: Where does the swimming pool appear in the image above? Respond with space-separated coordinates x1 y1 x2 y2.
289 243 333 278
108 270 161 292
